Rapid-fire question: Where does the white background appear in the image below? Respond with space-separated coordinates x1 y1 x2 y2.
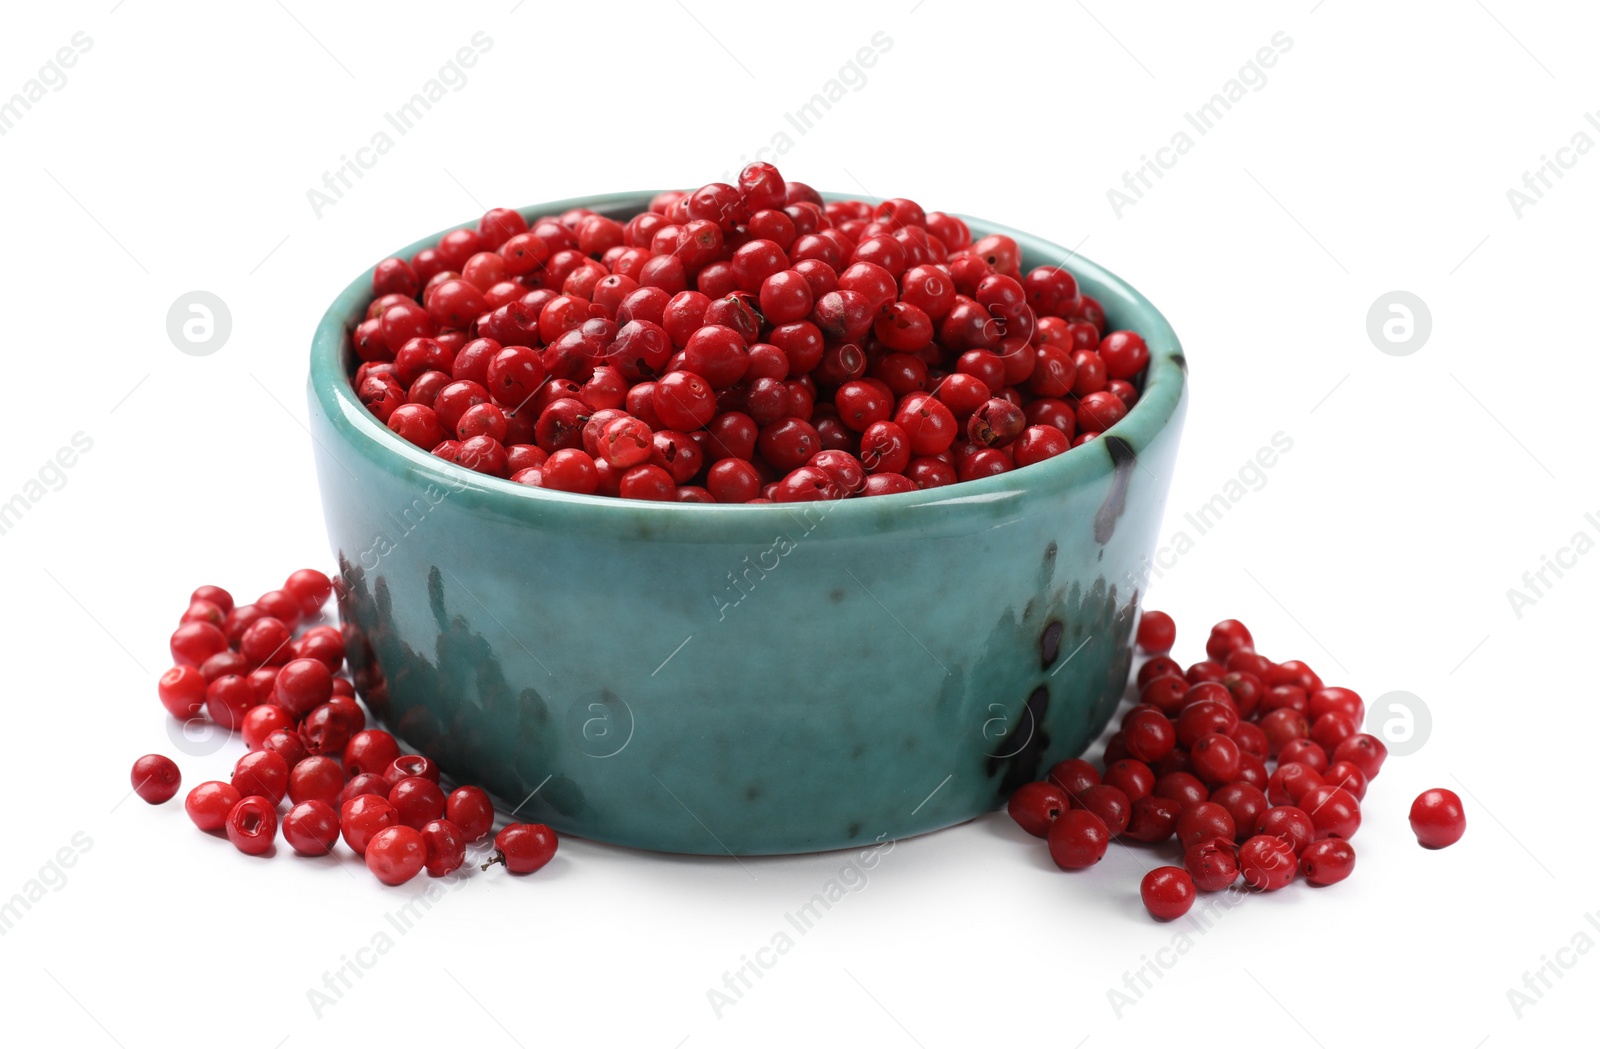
1 1 1595 1046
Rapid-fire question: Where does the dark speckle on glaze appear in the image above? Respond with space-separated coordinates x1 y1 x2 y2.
1039 621 1063 668
850 742 867 760
846 821 861 838
829 587 846 603
1094 436 1138 544
988 686 1051 799
1171 353 1187 373
745 784 762 801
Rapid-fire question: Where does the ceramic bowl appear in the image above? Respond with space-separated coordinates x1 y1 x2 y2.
307 191 1187 855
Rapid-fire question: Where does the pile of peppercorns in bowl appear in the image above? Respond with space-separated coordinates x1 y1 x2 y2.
134 570 559 886
346 162 1152 502
1007 611 1468 920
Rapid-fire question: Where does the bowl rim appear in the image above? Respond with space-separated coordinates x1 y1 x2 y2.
309 190 1185 538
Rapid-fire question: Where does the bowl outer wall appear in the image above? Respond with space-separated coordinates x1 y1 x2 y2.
308 191 1187 855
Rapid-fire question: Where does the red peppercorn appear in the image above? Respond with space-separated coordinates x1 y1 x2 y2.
1254 805 1316 854
1299 839 1356 885
1278 738 1329 773
170 621 228 668
1226 720 1269 759
386 753 441 786
1124 795 1182 844
389 776 448 831
446 786 496 842
1136 610 1176 653
1103 759 1156 802
1176 700 1238 749
1267 761 1324 807
286 756 344 807
1183 837 1239 892
341 794 399 856
1122 709 1177 764
225 795 278 856
239 616 293 667
421 819 468 877
366 825 428 885
1332 733 1388 780
1238 834 1297 891
1409 788 1466 848
283 568 333 616
486 823 559 874
283 800 341 856
157 666 207 720
1012 424 1070 467
1236 752 1269 791
1154 771 1210 810
130 754 182 804
1008 781 1070 838
1310 712 1357 754
274 658 333 720
1259 708 1311 757
1220 672 1264 719
1308 686 1364 724
1189 733 1243 786
344 729 403 778
1046 810 1110 870
1322 760 1369 801
1269 659 1323 694
1300 785 1362 840
1205 619 1254 663
185 781 242 832
261 729 308 770
325 694 365 733
1209 782 1269 841
1074 785 1132 836
1047 759 1100 797
1140 866 1196 921
191 584 234 613
1139 655 1190 687
1099 331 1150 380
1177 802 1236 850
231 750 289 806
300 703 355 756
339 773 389 807
240 704 291 751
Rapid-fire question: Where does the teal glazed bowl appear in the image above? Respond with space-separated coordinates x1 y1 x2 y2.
308 191 1187 855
